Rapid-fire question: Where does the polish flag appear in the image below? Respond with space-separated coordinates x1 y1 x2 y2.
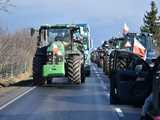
123 23 129 35
133 38 146 60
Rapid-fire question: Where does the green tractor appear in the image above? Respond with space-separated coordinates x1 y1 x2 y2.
31 24 88 85
102 37 125 75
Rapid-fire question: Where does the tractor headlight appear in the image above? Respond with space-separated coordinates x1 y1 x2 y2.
48 52 52 55
57 51 62 56
47 52 53 62
48 58 52 62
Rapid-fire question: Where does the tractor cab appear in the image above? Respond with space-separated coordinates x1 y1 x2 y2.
76 24 92 76
37 25 82 47
108 37 125 50
124 33 157 65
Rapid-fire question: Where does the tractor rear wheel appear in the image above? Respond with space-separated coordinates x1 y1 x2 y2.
33 56 45 86
67 56 81 84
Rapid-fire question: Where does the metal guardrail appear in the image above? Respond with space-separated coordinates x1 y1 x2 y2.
0 63 29 80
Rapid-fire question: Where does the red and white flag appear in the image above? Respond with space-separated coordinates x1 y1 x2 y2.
133 38 146 60
123 23 129 35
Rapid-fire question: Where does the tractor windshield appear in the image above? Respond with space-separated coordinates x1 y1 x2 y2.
48 28 70 43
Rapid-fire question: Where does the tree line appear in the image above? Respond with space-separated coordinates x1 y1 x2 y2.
0 29 37 82
0 29 37 66
0 0 37 75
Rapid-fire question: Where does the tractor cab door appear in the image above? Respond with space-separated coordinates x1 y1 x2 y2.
110 50 152 104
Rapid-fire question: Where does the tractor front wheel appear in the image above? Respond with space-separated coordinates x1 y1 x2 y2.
67 56 81 84
33 56 45 86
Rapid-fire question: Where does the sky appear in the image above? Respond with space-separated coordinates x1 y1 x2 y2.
0 0 160 48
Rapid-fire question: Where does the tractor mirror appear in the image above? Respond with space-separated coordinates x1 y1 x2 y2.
30 28 36 37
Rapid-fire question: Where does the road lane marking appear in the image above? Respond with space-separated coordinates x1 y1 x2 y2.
94 69 123 119
99 76 108 92
0 87 36 111
93 65 124 118
93 66 96 71
115 108 124 117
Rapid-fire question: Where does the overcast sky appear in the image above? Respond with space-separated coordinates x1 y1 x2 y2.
1 0 160 48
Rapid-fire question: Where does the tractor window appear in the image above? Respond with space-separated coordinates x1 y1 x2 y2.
146 36 154 50
40 29 46 41
48 28 70 43
73 30 81 41
114 40 124 49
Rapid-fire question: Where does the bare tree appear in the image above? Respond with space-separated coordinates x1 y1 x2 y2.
0 28 37 66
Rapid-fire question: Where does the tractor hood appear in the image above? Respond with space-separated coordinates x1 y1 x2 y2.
43 41 65 77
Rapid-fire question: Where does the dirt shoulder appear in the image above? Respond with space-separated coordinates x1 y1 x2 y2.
0 72 32 87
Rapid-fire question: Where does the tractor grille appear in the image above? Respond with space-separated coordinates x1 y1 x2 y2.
47 52 63 64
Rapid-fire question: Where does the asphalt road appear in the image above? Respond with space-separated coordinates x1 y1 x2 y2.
0 64 141 120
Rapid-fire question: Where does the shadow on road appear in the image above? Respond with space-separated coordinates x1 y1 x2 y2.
10 79 33 87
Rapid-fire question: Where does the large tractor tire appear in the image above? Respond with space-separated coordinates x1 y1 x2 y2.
33 56 45 86
67 56 82 84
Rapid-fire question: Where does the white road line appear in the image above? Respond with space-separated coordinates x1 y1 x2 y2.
93 66 96 71
96 71 123 119
115 108 124 117
99 77 107 91
0 87 36 111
